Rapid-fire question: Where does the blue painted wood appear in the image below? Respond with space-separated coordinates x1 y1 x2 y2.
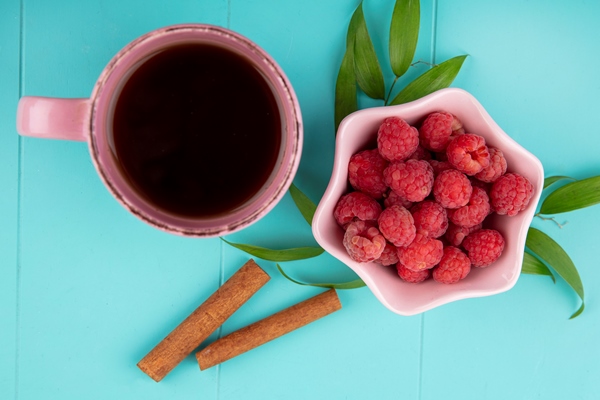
0 2 20 398
221 2 425 399
423 1 600 399
2 0 600 399
16 0 227 398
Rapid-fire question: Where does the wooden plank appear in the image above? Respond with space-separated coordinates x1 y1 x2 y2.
0 1 22 398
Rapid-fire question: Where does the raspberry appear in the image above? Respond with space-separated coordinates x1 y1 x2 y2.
383 189 413 210
397 264 431 283
383 160 434 202
348 149 389 199
375 242 399 266
340 109 531 285
433 169 473 209
343 220 386 263
432 246 471 284
447 187 490 227
377 116 419 162
411 201 448 238
397 233 443 271
428 159 454 176
377 205 416 247
445 222 482 247
462 229 505 267
446 134 490 175
490 173 534 216
334 191 382 228
475 147 507 183
419 111 464 152
407 145 433 161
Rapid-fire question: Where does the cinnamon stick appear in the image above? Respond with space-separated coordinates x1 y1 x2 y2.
137 259 269 382
195 289 342 370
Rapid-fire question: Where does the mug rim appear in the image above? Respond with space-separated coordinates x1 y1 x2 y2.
88 24 303 237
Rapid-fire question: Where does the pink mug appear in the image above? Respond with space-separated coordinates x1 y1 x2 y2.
16 24 303 237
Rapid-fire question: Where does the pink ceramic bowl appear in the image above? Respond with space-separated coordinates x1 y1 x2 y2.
312 88 544 316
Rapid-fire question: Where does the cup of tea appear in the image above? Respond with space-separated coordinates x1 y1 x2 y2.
17 24 303 237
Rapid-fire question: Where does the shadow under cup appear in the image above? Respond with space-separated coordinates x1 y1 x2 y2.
90 25 302 237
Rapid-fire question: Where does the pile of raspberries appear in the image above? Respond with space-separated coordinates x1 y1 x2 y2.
334 111 534 284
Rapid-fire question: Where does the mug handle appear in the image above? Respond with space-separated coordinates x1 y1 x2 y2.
16 97 91 142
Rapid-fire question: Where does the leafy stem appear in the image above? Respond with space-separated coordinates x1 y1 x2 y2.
534 213 568 229
384 76 400 106
384 61 438 105
411 59 437 68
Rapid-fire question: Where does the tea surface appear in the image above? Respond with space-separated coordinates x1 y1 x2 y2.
112 43 281 217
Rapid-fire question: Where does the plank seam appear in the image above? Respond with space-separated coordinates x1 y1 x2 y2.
15 0 25 398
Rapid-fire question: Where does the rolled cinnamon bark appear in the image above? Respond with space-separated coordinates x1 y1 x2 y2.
196 289 342 370
137 259 270 382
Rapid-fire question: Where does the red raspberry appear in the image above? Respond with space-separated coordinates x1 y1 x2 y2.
383 189 413 210
446 134 490 176
407 145 433 161
490 173 534 216
348 149 389 199
343 220 386 263
377 117 419 162
447 187 490 227
411 201 448 238
383 160 434 202
432 246 471 284
445 222 482 247
462 229 505 267
334 191 382 228
375 242 399 266
475 147 507 183
419 111 464 152
397 234 443 271
433 169 473 209
397 264 431 283
377 205 416 247
428 159 454 176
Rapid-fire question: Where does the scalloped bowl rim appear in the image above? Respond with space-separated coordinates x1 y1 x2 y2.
312 88 544 316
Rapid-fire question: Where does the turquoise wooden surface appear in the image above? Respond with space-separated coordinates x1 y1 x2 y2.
1 0 600 399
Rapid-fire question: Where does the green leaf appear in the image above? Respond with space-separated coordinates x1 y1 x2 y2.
570 302 586 319
222 239 324 262
353 3 386 99
289 183 317 227
335 50 358 131
521 251 555 283
345 4 362 50
389 0 420 77
540 176 600 215
277 264 366 289
526 227 584 319
544 175 575 189
389 55 467 105
334 7 361 131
